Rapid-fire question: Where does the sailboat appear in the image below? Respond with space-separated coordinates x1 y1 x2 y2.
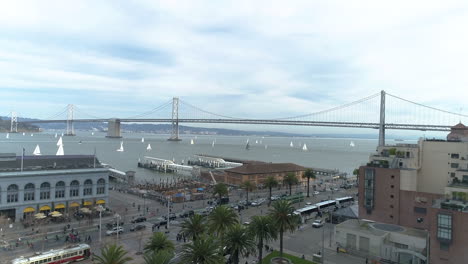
33 145 41 155
350 141 355 147
31 133 33 136
302 143 308 151
6 133 9 139
245 140 250 150
190 139 194 145
290 141 293 147
22 132 25 136
116 141 124 152
146 143 152 151
212 140 215 148
141 137 145 143
255 140 258 144
61 133 64 137
91 132 95 136
56 136 63 146
265 145 268 149
54 133 58 138
56 144 64 156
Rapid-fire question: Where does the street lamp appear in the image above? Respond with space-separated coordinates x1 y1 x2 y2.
115 213 121 241
97 205 104 243
166 196 171 228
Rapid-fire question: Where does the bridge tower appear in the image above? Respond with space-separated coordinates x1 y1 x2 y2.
378 90 386 147
65 104 75 136
10 111 18 133
168 97 182 141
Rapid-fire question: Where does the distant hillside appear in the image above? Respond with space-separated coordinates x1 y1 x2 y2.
0 117 40 132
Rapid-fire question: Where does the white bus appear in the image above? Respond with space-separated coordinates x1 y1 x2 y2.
335 196 354 207
12 244 91 264
294 205 319 223
315 200 337 212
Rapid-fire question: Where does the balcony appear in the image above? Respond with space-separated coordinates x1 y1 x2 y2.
433 199 468 212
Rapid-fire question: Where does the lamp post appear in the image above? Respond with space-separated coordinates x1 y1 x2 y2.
115 213 121 241
143 194 147 216
97 205 103 243
167 196 171 228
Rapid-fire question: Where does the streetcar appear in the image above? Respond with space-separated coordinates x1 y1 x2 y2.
12 244 91 264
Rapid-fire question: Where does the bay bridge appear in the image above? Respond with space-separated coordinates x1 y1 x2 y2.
8 91 468 147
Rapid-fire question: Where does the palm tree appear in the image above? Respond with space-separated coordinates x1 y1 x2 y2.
212 183 228 203
248 215 277 264
283 173 299 195
269 200 299 259
303 169 316 197
143 250 173 264
181 214 206 241
93 244 132 264
224 224 256 264
208 205 238 238
264 176 278 206
241 180 255 205
180 235 225 264
144 232 175 254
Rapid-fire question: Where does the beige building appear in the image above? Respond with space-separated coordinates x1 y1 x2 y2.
359 124 468 264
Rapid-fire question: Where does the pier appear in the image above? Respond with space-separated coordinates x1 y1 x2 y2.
187 154 243 169
138 156 193 173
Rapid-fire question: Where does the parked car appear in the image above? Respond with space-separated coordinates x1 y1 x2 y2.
178 210 195 218
130 224 146 232
271 195 280 201
106 221 124 229
312 219 324 228
131 216 147 223
152 217 168 227
313 191 320 195
163 213 177 220
106 226 124 235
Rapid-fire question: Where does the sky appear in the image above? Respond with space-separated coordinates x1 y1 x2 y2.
0 0 468 135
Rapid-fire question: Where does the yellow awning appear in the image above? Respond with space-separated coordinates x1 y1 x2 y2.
23 207 35 213
83 201 92 206
70 202 80 207
39 205 51 211
54 203 65 209
96 199 106 205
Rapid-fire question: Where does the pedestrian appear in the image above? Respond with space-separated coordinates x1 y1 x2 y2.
337 246 339 253
302 255 305 259
365 258 368 264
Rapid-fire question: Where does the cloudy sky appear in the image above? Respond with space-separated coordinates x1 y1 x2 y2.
1 0 467 134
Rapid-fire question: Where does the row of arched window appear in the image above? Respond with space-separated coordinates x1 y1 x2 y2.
3 179 106 203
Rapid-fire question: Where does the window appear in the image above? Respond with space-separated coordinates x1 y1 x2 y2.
40 182 50 200
414 207 427 214
390 205 394 208
7 184 18 203
97 178 106 194
437 214 452 241
364 169 375 212
390 195 394 199
450 172 456 177
391 185 394 188
451 153 459 159
391 175 395 179
451 163 459 169
83 179 93 196
440 242 450 251
390 215 393 218
55 181 65 198
24 183 35 201
463 175 468 183
70 180 79 197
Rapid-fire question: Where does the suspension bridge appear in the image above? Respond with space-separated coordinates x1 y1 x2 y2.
7 91 468 146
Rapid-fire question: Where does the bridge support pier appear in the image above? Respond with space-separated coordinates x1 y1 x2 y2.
106 118 122 138
378 90 386 147
168 97 182 141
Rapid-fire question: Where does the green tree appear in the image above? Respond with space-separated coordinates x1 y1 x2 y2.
143 250 174 264
180 235 225 264
241 180 255 205
181 214 206 241
208 205 238 238
269 200 299 259
93 244 132 264
264 176 278 206
212 183 229 203
303 169 316 198
283 173 299 196
224 224 256 264
249 215 277 264
144 232 175 254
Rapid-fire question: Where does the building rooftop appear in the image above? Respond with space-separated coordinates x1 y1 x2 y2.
225 163 305 175
0 154 102 172
337 219 427 239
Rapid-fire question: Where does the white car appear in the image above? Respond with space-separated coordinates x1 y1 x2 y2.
306 202 312 205
313 191 320 195
106 226 124 236
312 219 324 228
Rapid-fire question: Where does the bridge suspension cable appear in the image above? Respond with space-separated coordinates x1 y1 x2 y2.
43 105 69 120
74 106 106 119
179 99 241 119
124 99 173 119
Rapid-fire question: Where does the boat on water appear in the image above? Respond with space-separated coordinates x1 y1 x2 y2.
190 139 194 145
212 140 215 147
147 143 152 151
245 141 250 150
116 141 124 152
56 144 64 156
265 145 268 149
350 141 355 147
54 133 58 138
290 141 294 147
302 143 308 151
91 132 94 136
31 134 33 137
78 140 82 144
141 137 145 143
6 133 9 139
33 145 41 155
22 132 25 136
57 136 63 146
255 140 258 144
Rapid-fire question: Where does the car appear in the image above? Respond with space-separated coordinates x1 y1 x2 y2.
271 195 280 201
152 217 168 227
106 226 124 235
312 219 324 228
178 210 195 218
163 213 177 221
306 202 312 205
243 222 250 225
131 216 147 223
332 188 339 191
313 191 320 195
106 221 125 229
130 224 146 232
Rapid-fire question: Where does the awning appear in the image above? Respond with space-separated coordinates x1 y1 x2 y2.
83 201 92 206
96 199 106 205
70 202 80 207
23 207 35 213
54 203 65 209
39 205 51 211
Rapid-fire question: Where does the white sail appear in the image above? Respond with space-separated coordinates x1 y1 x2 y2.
255 140 258 144
54 133 58 138
350 141 355 147
190 139 194 145
56 136 63 146
141 137 145 143
91 132 94 136
302 143 308 151
56 144 64 156
212 140 215 147
6 133 9 139
116 141 124 152
61 133 64 137
147 143 152 151
290 141 293 147
22 132 25 136
265 145 268 149
31 133 33 136
33 145 41 155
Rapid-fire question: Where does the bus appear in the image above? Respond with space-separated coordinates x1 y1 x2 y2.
281 193 304 204
335 196 354 207
294 205 319 223
12 244 91 264
315 200 337 212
